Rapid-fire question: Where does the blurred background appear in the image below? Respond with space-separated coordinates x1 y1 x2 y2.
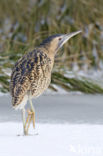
0 0 103 94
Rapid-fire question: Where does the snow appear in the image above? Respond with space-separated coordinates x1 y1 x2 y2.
0 94 103 156
0 123 103 156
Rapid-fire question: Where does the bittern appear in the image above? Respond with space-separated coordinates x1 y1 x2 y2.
10 30 81 135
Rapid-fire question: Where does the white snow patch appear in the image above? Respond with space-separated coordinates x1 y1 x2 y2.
0 122 103 156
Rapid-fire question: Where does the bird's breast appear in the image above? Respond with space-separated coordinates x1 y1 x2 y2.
30 73 51 98
29 60 52 98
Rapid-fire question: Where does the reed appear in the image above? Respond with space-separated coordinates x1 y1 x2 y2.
0 0 103 93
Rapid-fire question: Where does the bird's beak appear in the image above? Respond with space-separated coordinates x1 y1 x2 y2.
57 30 82 50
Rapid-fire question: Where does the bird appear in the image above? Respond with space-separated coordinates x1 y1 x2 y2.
10 30 82 135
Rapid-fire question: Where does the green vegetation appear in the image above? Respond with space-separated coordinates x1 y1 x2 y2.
0 0 103 93
51 72 103 94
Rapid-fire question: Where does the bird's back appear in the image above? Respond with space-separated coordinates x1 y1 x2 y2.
10 48 53 109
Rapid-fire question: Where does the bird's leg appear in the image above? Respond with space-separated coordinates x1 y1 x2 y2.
21 97 35 135
23 110 33 135
28 97 35 128
24 98 35 135
22 108 27 135
22 108 33 135
24 110 31 135
26 110 33 134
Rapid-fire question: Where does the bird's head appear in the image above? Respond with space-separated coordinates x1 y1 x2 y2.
40 30 82 58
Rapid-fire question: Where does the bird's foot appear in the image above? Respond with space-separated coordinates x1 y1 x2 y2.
24 109 35 135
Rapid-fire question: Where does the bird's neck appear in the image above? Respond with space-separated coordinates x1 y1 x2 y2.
38 46 55 63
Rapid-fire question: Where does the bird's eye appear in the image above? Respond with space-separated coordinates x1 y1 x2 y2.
59 38 62 40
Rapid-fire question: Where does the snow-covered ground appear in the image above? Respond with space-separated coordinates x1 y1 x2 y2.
1 123 103 156
0 94 103 156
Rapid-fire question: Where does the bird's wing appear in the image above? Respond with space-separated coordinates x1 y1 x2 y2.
10 49 51 107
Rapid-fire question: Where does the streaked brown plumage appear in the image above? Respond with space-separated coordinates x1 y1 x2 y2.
10 31 82 135
10 48 53 109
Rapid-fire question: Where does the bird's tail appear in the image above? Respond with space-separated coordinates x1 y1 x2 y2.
12 94 28 110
